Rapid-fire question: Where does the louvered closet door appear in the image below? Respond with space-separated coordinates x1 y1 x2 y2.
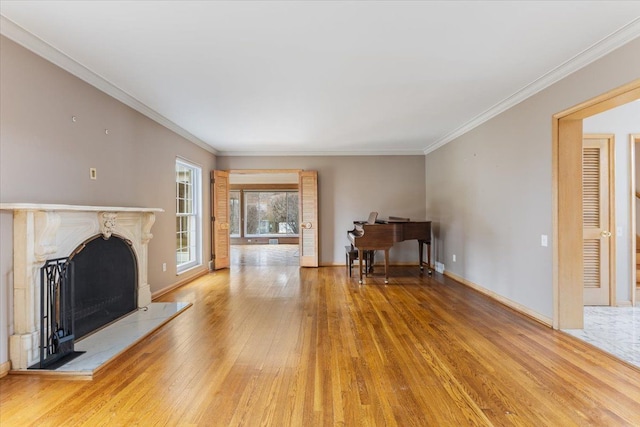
582 137 612 306
212 170 230 270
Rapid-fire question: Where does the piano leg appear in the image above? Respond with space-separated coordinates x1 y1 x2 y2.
384 249 389 284
418 240 433 275
358 249 364 284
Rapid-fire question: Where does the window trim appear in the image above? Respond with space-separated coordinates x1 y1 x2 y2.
176 158 202 274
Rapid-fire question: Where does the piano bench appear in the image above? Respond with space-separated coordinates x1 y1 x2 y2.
345 245 359 277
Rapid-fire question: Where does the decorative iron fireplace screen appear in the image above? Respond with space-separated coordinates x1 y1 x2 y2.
36 257 76 369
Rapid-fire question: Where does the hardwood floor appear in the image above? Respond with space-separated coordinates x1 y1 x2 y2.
2 266 640 426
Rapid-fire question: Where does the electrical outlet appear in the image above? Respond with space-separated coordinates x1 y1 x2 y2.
452 254 456 262
541 235 548 247
162 262 167 272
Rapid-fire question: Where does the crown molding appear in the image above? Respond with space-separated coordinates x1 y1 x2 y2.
0 15 217 155
424 17 640 155
217 148 425 156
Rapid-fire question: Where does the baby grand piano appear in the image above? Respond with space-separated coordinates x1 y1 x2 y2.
348 219 432 284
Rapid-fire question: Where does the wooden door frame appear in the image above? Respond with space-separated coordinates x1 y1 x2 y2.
228 169 303 175
582 134 616 306
553 79 640 329
631 134 640 307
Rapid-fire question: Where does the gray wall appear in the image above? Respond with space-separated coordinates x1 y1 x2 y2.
216 156 426 265
583 101 640 304
0 36 216 365
425 37 640 321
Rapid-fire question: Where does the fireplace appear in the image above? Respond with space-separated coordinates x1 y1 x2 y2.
0 204 162 370
70 235 138 339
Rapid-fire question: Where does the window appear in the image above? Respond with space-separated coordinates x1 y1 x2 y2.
176 159 202 273
244 191 299 237
229 190 241 238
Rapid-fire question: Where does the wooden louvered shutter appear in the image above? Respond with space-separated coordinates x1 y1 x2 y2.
212 170 230 270
299 170 318 267
582 137 611 306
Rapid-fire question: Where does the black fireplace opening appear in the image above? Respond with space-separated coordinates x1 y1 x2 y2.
70 234 138 339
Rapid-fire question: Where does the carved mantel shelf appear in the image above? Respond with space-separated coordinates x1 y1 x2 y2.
0 203 163 213
0 203 164 370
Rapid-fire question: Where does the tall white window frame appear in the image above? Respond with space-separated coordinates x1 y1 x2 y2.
176 158 202 273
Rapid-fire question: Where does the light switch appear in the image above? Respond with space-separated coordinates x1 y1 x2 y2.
541 235 548 247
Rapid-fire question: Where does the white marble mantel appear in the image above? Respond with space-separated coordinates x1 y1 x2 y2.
0 203 163 370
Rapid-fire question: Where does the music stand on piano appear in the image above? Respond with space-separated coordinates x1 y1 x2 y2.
366 211 378 224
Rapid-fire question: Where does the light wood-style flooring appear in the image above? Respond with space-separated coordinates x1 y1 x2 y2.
1 266 640 426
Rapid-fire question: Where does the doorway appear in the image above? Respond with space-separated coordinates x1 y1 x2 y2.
230 171 300 267
553 79 640 329
211 169 319 268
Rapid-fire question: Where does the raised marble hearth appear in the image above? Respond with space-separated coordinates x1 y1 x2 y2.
54 301 191 376
0 203 163 370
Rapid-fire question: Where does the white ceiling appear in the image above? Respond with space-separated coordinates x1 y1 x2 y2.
1 1 640 156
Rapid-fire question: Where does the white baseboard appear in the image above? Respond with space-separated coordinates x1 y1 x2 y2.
152 267 209 300
0 360 10 378
321 262 427 267
444 270 553 327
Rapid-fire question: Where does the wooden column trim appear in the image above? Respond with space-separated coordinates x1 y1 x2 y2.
555 118 584 329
